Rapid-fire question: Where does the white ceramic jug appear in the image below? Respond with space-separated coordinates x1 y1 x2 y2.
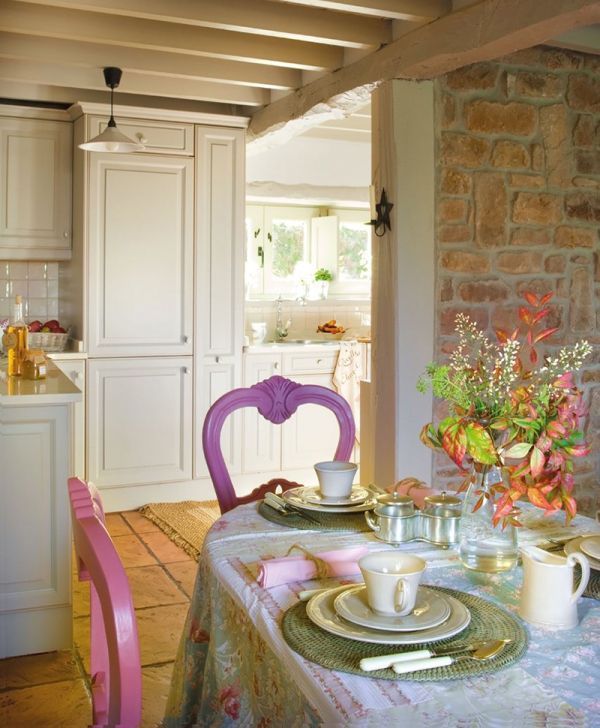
519 546 590 630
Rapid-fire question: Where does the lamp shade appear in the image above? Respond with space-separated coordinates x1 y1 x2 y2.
79 120 144 153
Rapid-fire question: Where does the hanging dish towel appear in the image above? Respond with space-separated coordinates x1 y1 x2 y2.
333 339 363 446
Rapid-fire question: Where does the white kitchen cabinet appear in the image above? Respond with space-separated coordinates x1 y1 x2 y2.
87 358 192 488
0 116 72 260
242 353 282 473
194 126 245 479
0 401 72 657
88 116 194 156
87 153 194 357
49 357 86 479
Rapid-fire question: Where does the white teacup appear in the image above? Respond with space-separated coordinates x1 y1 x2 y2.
359 552 426 616
314 461 357 499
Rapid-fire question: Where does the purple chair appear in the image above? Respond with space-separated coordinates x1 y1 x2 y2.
202 374 356 514
68 477 142 728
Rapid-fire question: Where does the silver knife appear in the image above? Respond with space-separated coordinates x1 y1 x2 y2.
264 492 321 524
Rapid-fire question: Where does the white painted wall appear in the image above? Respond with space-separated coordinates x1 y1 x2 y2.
246 135 370 188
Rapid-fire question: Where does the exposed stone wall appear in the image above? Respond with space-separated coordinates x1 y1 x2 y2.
433 45 600 515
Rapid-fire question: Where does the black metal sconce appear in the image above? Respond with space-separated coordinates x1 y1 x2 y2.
367 188 393 237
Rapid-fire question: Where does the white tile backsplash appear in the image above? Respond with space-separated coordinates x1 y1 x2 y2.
0 260 60 324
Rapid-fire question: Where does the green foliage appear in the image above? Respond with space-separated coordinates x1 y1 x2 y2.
271 221 304 278
314 268 333 282
338 224 369 280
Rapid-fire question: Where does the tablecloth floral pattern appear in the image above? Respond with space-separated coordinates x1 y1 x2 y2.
163 503 600 727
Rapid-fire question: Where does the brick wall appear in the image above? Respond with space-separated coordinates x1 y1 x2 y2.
433 45 599 516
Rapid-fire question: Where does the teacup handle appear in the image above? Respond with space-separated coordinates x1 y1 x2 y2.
395 578 408 613
567 552 590 603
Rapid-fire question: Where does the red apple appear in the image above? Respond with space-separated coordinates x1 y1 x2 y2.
43 319 60 331
55 326 66 334
28 320 42 332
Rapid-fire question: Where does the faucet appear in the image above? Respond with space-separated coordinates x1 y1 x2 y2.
275 296 291 339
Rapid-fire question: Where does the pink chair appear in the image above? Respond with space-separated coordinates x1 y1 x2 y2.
68 477 142 728
202 375 356 513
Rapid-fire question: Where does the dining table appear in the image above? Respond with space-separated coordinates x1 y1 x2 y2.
163 499 600 727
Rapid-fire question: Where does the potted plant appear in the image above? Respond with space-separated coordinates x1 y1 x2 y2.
314 268 333 299
417 292 592 572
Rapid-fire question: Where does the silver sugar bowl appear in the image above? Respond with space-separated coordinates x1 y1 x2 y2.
420 492 461 546
364 493 418 544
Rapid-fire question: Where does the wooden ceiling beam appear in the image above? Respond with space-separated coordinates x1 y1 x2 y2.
0 78 250 115
12 0 391 48
0 0 342 70
250 0 600 138
0 58 269 105
0 32 301 90
269 0 451 21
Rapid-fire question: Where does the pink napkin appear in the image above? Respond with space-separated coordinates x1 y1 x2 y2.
257 545 368 588
388 477 442 509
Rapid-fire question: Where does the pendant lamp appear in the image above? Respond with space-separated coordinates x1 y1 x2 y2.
79 67 144 153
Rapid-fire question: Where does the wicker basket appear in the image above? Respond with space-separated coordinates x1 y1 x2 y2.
28 329 70 353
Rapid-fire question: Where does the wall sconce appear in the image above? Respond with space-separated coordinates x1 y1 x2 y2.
367 188 393 237
79 67 145 153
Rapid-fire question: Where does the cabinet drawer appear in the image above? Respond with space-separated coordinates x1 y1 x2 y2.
89 116 194 156
282 350 338 375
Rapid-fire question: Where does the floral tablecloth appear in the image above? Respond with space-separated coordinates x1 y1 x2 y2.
163 504 600 727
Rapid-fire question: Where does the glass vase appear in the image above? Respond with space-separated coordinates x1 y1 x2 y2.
459 463 519 573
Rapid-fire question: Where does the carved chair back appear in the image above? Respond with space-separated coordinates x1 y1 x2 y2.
68 477 142 728
202 375 356 513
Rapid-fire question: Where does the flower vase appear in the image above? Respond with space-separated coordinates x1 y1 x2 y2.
318 281 329 300
459 463 519 573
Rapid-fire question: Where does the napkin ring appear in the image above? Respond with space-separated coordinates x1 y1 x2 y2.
286 544 329 579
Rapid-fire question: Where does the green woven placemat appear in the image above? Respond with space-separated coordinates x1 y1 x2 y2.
258 501 371 532
282 585 527 681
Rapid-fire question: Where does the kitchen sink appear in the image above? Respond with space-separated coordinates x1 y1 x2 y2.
268 338 341 345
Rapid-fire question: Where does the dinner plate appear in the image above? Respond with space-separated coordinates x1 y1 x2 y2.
333 585 451 632
306 585 471 645
579 536 600 561
300 486 370 507
565 536 600 570
283 486 377 513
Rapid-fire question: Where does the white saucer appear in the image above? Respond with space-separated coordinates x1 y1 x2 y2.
301 486 370 507
283 486 377 513
579 536 600 561
333 585 451 632
306 585 470 645
565 536 600 570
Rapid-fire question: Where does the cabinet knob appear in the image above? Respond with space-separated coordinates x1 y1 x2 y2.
63 231 69 238
182 335 189 343
317 359 322 364
215 356 220 364
183 367 190 374
273 362 279 370
136 132 148 144
71 371 80 380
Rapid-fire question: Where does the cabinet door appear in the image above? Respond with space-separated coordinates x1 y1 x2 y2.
0 118 72 259
0 403 72 657
242 354 282 474
87 358 192 487
87 154 193 356
50 358 86 479
194 357 241 479
281 372 340 470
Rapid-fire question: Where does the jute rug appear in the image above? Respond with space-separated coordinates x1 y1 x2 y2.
138 500 221 561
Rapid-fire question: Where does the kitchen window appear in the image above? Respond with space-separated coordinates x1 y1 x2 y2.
245 204 371 299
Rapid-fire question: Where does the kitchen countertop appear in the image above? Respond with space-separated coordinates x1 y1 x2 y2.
0 360 82 404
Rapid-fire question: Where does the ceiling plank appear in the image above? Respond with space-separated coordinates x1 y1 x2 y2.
0 0 343 70
269 0 451 21
0 32 301 90
0 58 269 105
0 79 251 115
13 0 391 48
249 0 600 138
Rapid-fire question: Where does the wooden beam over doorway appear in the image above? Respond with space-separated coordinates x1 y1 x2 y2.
249 0 600 139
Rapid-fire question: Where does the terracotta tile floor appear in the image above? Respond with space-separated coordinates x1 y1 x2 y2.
0 511 194 728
